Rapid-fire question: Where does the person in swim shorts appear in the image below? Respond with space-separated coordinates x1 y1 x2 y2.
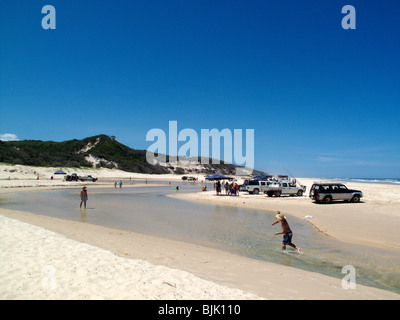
80 186 88 209
272 211 301 253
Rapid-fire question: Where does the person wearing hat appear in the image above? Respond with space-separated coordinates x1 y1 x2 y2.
272 211 301 253
80 186 88 209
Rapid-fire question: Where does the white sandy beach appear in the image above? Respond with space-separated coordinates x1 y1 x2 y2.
0 214 261 300
1 164 399 300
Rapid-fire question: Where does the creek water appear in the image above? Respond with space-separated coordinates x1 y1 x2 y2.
1 181 399 294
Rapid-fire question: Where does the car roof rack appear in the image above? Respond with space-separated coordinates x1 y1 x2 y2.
313 180 342 184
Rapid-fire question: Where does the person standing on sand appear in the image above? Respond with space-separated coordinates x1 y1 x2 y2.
216 181 221 195
80 186 88 209
225 182 230 195
272 211 301 253
234 183 239 196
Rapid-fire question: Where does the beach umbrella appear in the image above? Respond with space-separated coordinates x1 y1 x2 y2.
253 173 266 179
54 169 66 174
205 173 234 181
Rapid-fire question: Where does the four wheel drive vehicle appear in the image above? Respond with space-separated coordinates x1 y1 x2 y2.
79 175 98 182
245 180 305 196
182 176 197 181
245 180 268 194
274 181 305 197
309 183 362 204
65 173 80 181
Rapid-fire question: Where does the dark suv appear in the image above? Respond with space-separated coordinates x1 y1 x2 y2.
309 183 363 204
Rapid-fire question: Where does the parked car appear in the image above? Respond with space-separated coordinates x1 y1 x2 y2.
245 180 267 194
79 175 98 182
309 182 362 204
279 181 305 197
65 173 79 181
245 179 305 196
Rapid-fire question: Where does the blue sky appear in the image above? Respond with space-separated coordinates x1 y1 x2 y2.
1 0 399 178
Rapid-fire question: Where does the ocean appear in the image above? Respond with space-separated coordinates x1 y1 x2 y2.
318 178 400 185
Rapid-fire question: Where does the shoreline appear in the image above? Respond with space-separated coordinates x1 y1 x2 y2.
0 210 261 300
1 164 400 299
1 208 399 300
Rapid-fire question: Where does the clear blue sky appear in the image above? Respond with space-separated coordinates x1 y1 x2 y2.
1 1 399 178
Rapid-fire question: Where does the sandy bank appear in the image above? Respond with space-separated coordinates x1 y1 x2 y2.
0 211 261 300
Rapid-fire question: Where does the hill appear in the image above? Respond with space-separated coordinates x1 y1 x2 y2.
0 135 249 175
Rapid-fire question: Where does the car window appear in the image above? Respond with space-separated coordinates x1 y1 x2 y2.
322 185 330 191
282 183 287 187
339 185 348 190
332 185 339 192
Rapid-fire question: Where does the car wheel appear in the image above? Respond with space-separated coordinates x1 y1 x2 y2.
323 196 332 204
297 190 303 196
274 191 281 197
351 195 360 203
253 188 259 195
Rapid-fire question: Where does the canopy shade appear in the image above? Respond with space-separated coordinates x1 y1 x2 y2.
54 169 67 174
205 173 234 181
253 173 272 180
253 173 266 178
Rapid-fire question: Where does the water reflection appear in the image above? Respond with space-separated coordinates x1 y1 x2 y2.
79 207 87 223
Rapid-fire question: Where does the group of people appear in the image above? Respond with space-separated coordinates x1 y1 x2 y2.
114 180 123 188
214 180 240 196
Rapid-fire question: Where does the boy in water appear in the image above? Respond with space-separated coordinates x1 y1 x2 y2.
80 186 88 209
272 211 301 253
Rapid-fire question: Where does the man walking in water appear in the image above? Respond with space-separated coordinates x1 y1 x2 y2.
80 186 88 209
272 211 301 253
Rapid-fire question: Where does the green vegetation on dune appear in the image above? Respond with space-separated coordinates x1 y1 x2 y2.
0 135 246 175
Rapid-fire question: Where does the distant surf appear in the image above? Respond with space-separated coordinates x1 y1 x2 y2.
337 178 400 185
